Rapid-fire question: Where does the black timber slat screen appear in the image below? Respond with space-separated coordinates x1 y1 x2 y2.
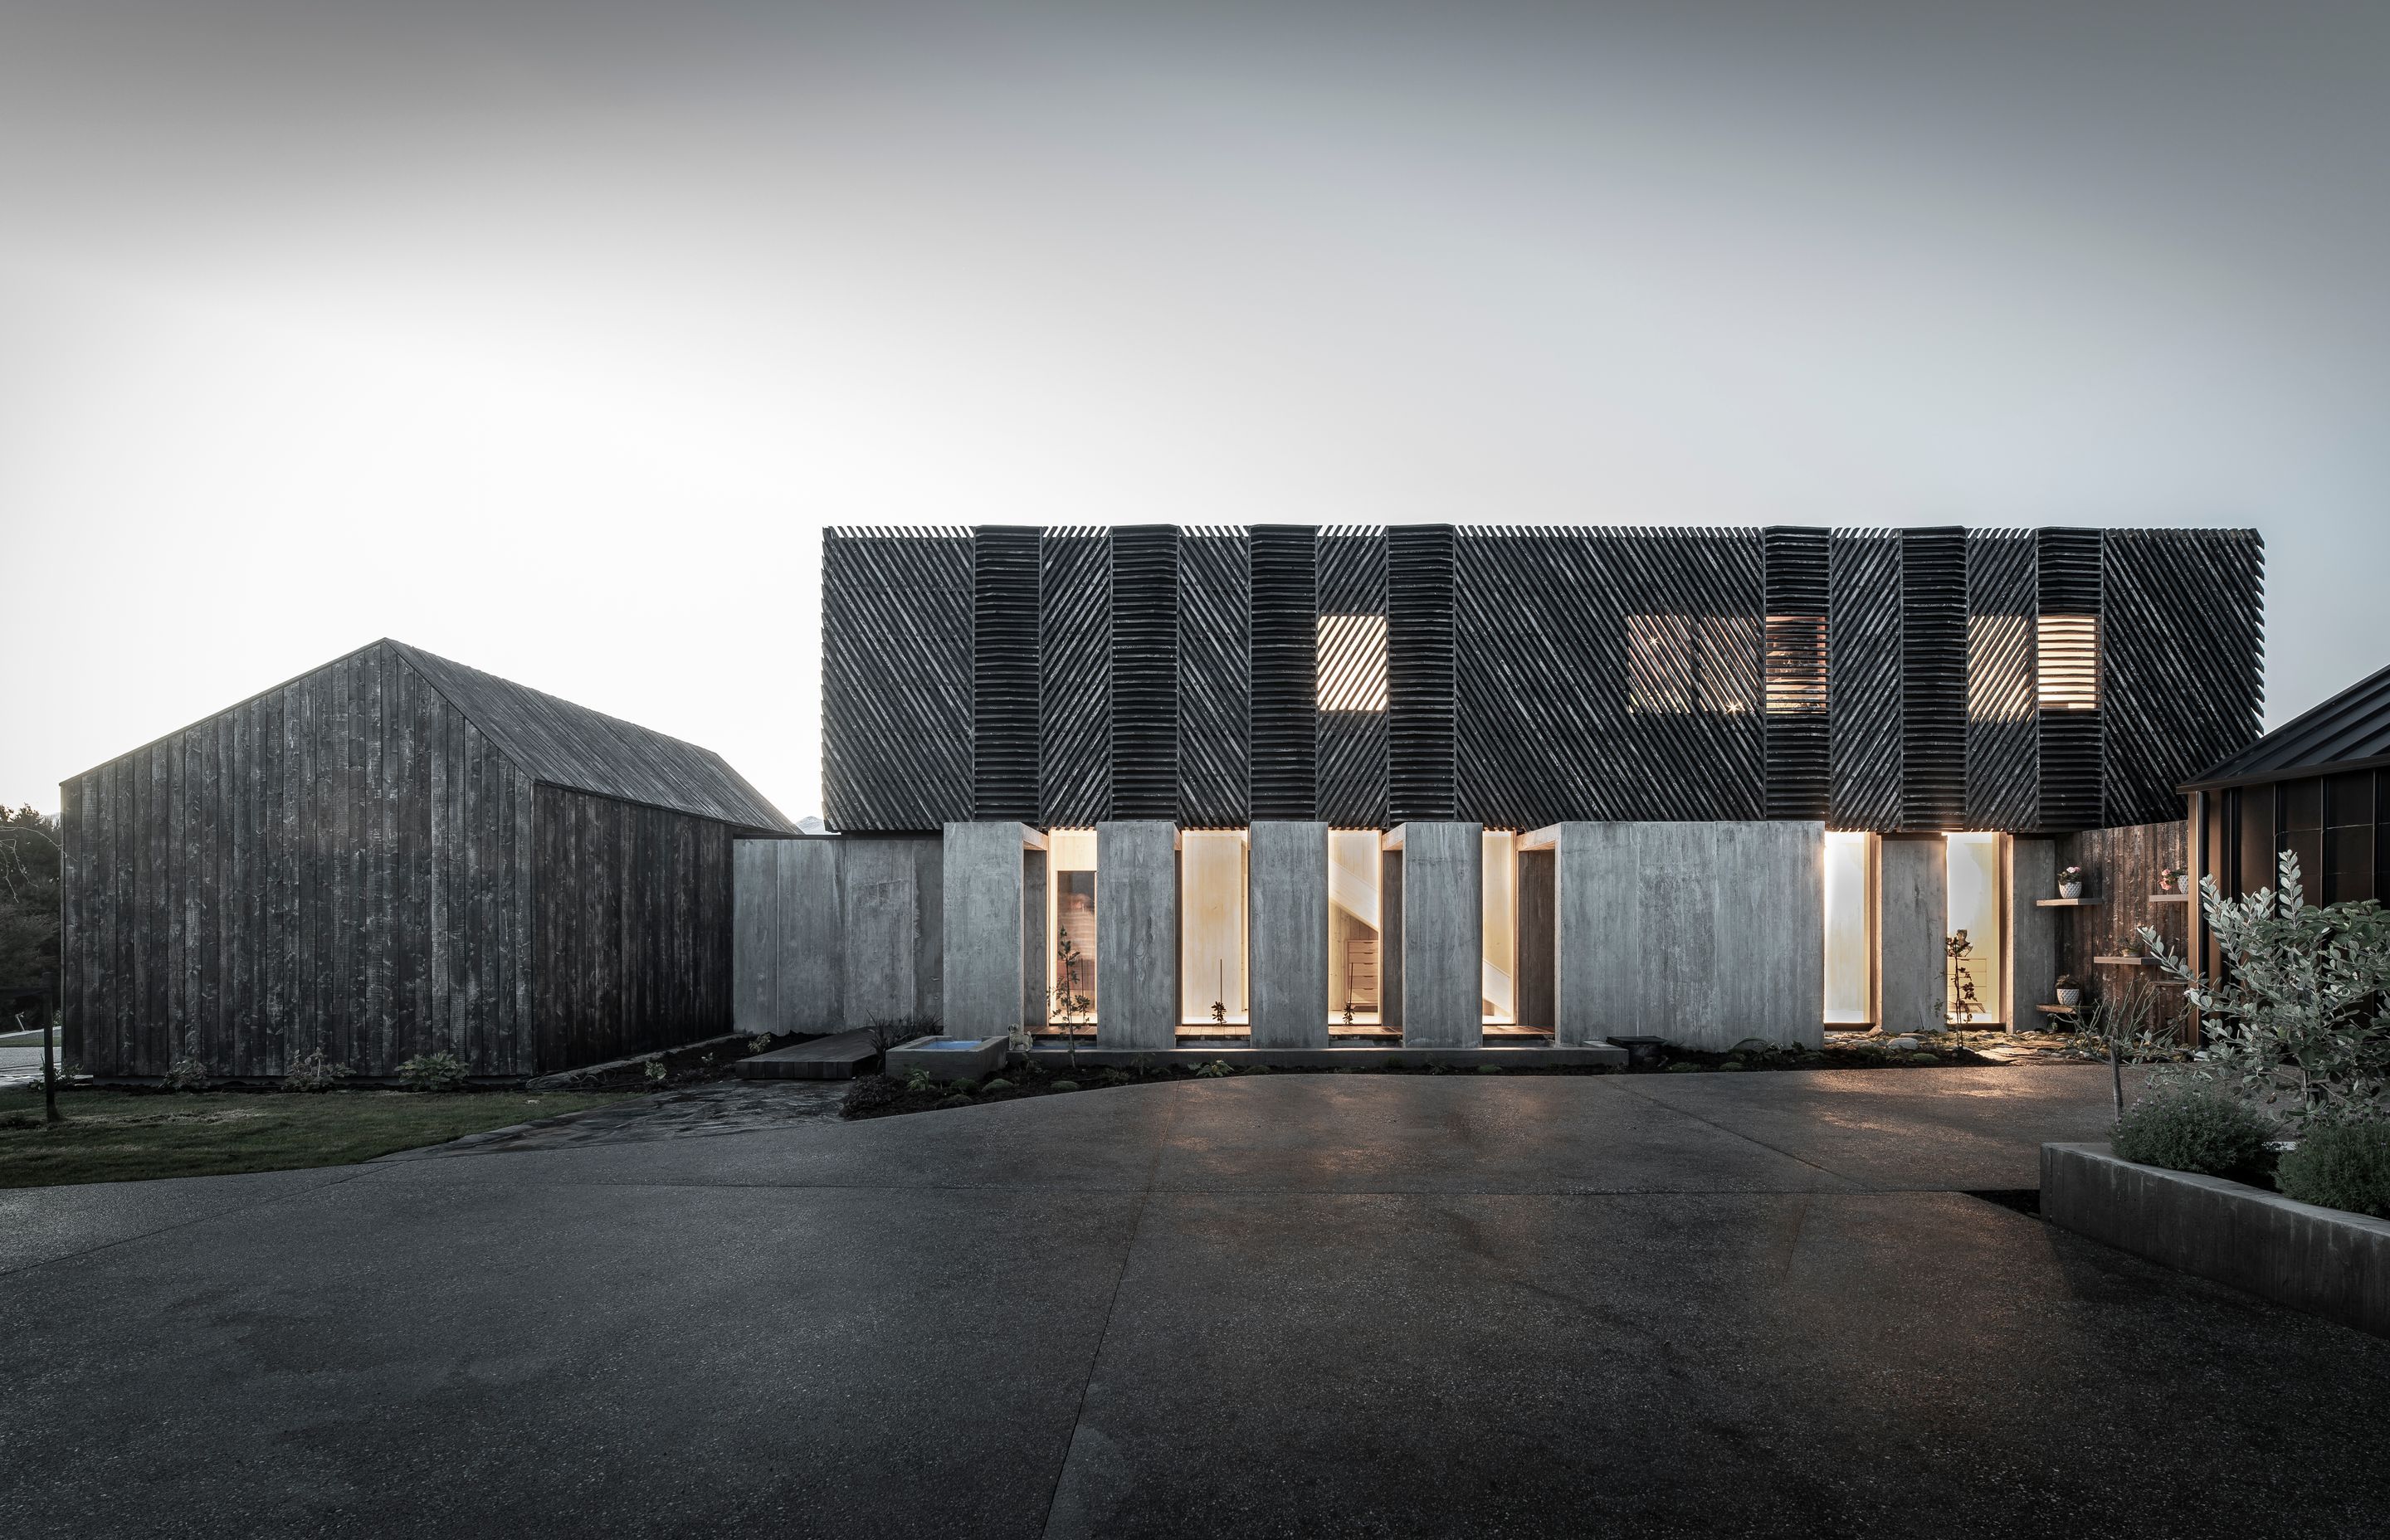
1108 524 1179 819
1178 526 1251 826
1965 529 2039 830
2036 528 2104 830
1318 525 1388 827
1613 530 1764 821
823 529 973 831
1829 530 1903 831
1763 527 1831 821
2101 529 2265 826
971 526 1041 821
1900 526 1968 829
1248 525 1318 820
1386 524 1456 823
1456 528 1548 829
1039 530 1110 826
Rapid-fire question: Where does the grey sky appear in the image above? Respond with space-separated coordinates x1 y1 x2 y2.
6 0 2385 821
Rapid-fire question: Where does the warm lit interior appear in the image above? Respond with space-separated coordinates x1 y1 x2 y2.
1179 830 1249 1025
1317 614 1389 711
1328 829 1382 1024
1046 828 1098 1022
2036 614 2100 711
1822 831 1875 1025
1944 831 2005 1024
1763 614 1827 715
1481 831 1516 1023
1627 614 1757 714
1967 613 2035 721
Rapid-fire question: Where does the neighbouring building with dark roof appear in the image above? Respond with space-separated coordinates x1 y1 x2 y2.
61 640 795 1081
731 524 2268 1057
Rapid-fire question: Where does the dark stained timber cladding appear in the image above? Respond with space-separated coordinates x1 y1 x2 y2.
972 526 1041 821
1830 531 1903 831
1248 526 1318 820
1040 530 1110 826
1900 527 1968 830
1456 529 1549 829
1763 527 1830 820
2036 528 2105 830
1178 527 1251 826
1386 524 1456 823
1318 526 1387 826
822 529 973 832
1109 525 1179 819
1966 530 2038 830
2102 529 2265 826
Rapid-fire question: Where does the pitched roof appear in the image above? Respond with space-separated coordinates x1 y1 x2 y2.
386 641 796 831
2184 660 2390 789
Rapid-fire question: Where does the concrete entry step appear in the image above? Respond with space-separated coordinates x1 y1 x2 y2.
1022 1044 1627 1070
735 1030 880 1080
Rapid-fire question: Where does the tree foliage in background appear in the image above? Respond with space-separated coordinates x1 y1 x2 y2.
0 806 61 986
2142 851 2390 1127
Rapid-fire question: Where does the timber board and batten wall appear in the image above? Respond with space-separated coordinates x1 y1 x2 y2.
62 641 788 1081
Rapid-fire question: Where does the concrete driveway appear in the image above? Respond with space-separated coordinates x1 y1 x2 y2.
5 1065 2388 1538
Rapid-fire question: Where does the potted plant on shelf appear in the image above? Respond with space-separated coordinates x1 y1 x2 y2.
2158 865 2188 894
2055 972 2082 1008
2057 865 2085 900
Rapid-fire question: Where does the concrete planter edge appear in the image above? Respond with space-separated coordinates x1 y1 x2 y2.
2041 1141 2390 1338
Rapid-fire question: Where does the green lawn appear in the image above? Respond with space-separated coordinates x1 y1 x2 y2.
0 1087 637 1187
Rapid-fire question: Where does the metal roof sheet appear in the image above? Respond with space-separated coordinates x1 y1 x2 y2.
2184 660 2390 788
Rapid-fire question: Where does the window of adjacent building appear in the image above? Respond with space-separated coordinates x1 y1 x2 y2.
1945 832 2004 1026
1317 614 1388 712
1627 614 1758 715
1822 831 1875 1025
1482 830 1517 1024
1047 829 1099 1022
1180 830 1248 1026
1967 613 2035 722
1763 614 1827 716
2036 615 2099 711
1329 829 1382 1025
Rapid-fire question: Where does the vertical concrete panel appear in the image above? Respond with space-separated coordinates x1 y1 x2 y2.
1248 821 1329 1048
1516 849 1556 1028
1880 835 1948 1035
1555 822 1638 1047
1096 821 1178 1049
840 836 939 1025
1637 822 1719 1047
1397 821 1482 1047
1378 850 1404 1030
732 841 777 1033
776 839 845 1032
1712 821 1773 1047
1763 821 1825 1049
1022 847 1047 1028
941 822 1029 1036
2010 836 2057 1024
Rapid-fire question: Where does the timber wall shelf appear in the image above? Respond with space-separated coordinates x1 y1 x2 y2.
2093 954 2154 967
2036 897 2105 907
2150 893 2192 904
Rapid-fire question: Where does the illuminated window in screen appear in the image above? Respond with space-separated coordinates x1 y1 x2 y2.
1180 831 1248 1025
1482 831 1516 1024
1047 830 1098 1019
1822 832 1875 1025
1328 830 1382 1025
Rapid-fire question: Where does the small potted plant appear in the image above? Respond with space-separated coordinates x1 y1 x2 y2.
2158 865 2188 894
2055 972 2082 1008
2057 865 2085 900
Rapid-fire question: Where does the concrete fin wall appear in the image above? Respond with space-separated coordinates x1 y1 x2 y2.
2008 838 2056 1022
1878 835 1948 1036
1096 821 1178 1049
942 822 1035 1037
733 838 845 1034
1553 821 1824 1050
1395 821 1482 1047
1248 821 1329 1048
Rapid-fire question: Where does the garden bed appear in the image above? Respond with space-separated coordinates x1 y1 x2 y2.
2042 1142 2390 1338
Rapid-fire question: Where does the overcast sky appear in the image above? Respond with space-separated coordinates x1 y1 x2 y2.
6 0 2386 821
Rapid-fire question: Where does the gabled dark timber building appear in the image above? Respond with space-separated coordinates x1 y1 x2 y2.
62 641 796 1081
737 524 2264 1055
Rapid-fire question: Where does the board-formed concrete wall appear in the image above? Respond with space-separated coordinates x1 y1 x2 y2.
1248 821 1329 1048
1096 821 1178 1049
2009 838 2057 1022
733 838 846 1034
734 835 942 1034
1878 836 1947 1036
942 822 1037 1037
1397 822 1482 1048
1550 821 1823 1050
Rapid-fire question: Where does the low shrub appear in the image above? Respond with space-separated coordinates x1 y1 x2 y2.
280 1049 352 1094
2276 1121 2390 1218
841 1075 906 1119
1194 1060 1233 1079
163 1056 212 1092
982 1077 1015 1092
396 1052 468 1092
2113 1083 2275 1181
1050 1079 1080 1093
